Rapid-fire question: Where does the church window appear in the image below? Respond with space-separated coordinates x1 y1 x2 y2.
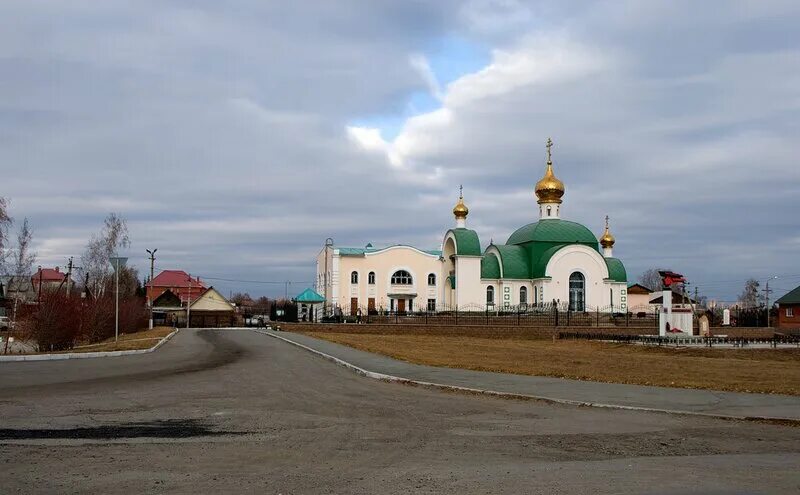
569 272 585 312
368 271 375 284
519 286 527 304
350 271 358 284
391 270 412 285
427 273 436 286
610 288 613 309
534 286 538 306
486 285 495 305
427 298 436 311
788 308 794 318
547 206 552 217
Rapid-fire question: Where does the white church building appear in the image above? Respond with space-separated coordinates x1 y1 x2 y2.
315 139 628 315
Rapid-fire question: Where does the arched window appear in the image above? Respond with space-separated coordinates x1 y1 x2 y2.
520 286 527 304
427 273 436 286
350 271 358 284
486 285 494 305
534 286 538 306
368 271 375 284
391 270 412 285
547 206 552 217
569 272 585 312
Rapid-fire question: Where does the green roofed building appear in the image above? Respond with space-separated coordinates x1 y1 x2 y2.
316 139 629 314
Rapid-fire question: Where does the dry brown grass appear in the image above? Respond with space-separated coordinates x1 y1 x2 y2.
301 332 800 396
66 326 175 353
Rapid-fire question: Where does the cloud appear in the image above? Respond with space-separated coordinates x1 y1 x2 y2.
1 0 799 301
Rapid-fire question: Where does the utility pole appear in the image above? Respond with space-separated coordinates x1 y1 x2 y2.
64 257 73 296
766 276 778 328
146 249 157 329
186 275 192 329
37 265 42 303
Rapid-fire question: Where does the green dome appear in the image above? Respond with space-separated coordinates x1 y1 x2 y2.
507 219 598 246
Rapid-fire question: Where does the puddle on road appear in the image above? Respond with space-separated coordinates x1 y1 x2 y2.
0 418 246 440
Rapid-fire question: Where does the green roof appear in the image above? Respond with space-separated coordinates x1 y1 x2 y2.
507 219 599 246
492 244 529 279
446 228 482 256
531 245 562 278
776 285 800 305
604 257 627 283
338 245 441 257
481 253 501 279
295 288 325 303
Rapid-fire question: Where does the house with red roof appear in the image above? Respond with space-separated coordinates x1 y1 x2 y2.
146 270 207 305
31 267 69 293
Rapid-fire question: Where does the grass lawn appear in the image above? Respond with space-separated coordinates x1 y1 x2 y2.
67 326 176 353
302 332 800 396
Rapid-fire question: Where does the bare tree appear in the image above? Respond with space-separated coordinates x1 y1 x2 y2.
637 268 667 292
81 213 130 299
738 278 761 308
0 197 11 274
13 217 36 280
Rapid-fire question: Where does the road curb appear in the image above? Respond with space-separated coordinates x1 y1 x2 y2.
256 329 800 425
0 328 180 362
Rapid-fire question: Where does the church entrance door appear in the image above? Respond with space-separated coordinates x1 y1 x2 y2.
397 298 406 314
569 272 585 312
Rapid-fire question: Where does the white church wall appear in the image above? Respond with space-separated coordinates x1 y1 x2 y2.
456 256 483 308
544 245 610 308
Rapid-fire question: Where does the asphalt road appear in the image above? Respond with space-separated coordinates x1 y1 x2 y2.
1 329 798 494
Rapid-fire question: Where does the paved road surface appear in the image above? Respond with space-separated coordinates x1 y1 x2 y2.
1 329 798 494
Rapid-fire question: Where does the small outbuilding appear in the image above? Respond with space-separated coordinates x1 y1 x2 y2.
295 288 325 322
189 287 236 327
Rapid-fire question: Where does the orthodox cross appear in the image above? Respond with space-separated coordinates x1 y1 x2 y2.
459 184 463 199
605 215 610 229
546 137 553 163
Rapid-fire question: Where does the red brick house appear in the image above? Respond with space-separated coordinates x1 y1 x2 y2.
146 270 206 304
775 285 800 330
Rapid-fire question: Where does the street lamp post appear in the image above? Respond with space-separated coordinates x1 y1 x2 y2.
109 256 128 343
766 275 778 328
146 249 157 330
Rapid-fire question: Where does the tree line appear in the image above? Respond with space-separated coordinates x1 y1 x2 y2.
1 197 147 352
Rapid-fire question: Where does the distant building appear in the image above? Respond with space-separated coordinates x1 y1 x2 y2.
0 276 36 302
146 270 206 305
31 267 69 294
650 289 696 307
626 283 654 310
188 287 235 327
775 285 800 330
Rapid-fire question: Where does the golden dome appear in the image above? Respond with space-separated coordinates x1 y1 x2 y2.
535 138 565 204
599 215 615 248
453 185 469 219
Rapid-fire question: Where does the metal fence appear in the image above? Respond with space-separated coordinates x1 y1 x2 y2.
319 303 661 328
558 332 800 347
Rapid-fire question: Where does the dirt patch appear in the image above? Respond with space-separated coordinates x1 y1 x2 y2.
302 332 800 395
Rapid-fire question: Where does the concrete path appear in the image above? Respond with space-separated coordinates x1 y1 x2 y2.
269 330 800 422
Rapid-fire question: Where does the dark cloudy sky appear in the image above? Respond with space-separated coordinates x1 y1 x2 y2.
2 0 799 301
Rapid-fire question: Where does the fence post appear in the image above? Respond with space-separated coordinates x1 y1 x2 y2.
455 307 458 326
596 307 599 327
554 304 559 327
